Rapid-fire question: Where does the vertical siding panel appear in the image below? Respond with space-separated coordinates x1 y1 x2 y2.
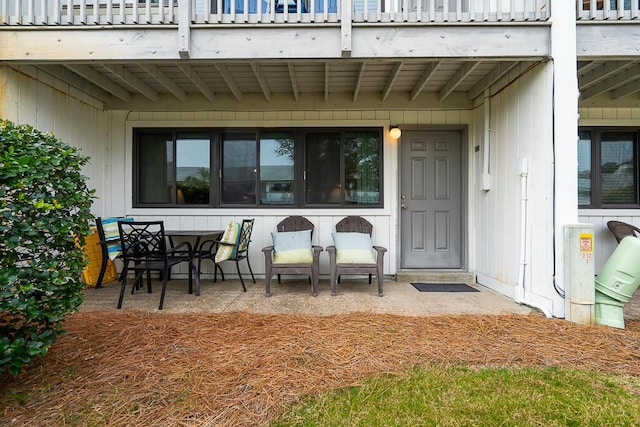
36 73 59 133
53 80 71 144
0 68 21 119
472 62 553 306
19 71 39 126
109 111 127 216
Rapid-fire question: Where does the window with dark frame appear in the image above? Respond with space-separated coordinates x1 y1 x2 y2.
133 127 383 208
578 128 639 209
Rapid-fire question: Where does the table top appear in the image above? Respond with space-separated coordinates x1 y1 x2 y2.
165 230 224 238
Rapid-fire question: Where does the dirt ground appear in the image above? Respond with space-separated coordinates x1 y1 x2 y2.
1 307 639 426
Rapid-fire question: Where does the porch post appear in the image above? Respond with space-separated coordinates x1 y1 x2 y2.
178 0 192 59
551 2 579 318
340 0 352 57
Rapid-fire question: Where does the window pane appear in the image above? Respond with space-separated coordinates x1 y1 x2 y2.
222 132 257 204
344 131 380 205
176 133 210 205
305 133 341 204
578 131 592 206
260 132 295 205
138 133 172 204
601 133 636 205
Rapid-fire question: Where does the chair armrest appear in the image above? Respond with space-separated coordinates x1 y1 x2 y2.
326 245 337 263
312 245 323 262
373 245 387 264
262 246 275 266
198 239 220 254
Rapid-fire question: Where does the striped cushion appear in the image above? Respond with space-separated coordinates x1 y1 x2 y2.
100 217 134 259
215 221 241 263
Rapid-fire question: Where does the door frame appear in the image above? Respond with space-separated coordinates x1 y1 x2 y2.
397 125 469 270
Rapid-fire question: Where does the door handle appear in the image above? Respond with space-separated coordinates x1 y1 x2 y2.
401 203 407 209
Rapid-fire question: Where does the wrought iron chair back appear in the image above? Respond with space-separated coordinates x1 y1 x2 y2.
237 219 254 254
200 219 256 292
116 220 194 310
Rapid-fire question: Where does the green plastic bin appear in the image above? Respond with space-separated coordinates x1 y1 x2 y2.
595 236 640 303
594 290 625 329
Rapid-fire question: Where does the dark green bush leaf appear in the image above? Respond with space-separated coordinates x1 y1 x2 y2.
0 119 95 376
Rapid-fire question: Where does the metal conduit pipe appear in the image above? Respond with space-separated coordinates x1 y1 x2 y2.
517 157 553 317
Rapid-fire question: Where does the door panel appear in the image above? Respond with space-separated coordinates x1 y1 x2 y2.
401 130 462 268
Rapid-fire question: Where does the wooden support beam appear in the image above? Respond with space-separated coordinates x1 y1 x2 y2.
440 62 480 101
214 64 243 102
353 62 366 102
65 64 130 102
410 62 438 102
29 64 114 103
177 63 216 102
103 64 159 102
140 64 187 101
382 61 403 102
577 60 598 75
250 63 272 102
287 63 299 102
324 62 329 102
579 60 635 90
581 64 640 100
611 76 640 100
467 61 518 100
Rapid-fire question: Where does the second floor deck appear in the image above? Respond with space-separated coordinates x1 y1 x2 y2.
2 0 550 26
1 1 638 109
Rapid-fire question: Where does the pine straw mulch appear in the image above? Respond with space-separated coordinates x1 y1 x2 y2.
1 311 640 426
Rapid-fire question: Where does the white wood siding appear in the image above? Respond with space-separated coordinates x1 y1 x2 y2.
2 63 478 280
121 109 470 278
471 62 555 310
0 65 111 215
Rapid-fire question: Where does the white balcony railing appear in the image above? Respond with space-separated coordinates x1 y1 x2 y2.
577 0 640 20
0 0 549 26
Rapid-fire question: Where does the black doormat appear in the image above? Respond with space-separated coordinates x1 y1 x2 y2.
411 283 479 293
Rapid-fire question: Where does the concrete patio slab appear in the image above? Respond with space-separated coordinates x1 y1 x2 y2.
79 277 539 317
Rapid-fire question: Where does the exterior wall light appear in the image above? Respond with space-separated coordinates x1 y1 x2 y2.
389 126 402 140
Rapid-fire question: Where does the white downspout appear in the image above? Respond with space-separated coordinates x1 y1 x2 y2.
516 158 528 304
482 89 492 191
517 157 553 317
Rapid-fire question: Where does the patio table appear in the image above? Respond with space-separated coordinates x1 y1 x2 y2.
165 229 224 296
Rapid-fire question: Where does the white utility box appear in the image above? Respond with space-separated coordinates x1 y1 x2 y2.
564 224 595 325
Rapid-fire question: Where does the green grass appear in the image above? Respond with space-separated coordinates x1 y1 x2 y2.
272 366 640 427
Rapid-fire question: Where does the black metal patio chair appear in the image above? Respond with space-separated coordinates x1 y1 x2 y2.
116 220 194 310
197 219 256 292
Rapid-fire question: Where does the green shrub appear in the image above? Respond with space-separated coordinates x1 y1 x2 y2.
0 119 95 376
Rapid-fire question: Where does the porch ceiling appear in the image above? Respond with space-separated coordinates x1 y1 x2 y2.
578 60 640 103
13 58 541 110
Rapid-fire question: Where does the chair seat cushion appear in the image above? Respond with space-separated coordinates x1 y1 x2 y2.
215 221 241 263
272 230 313 264
332 232 376 264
